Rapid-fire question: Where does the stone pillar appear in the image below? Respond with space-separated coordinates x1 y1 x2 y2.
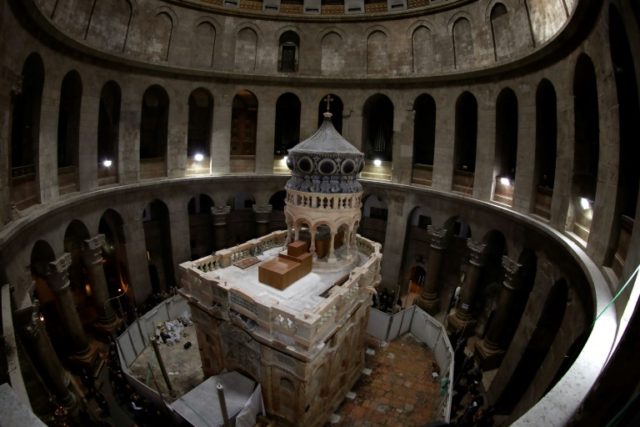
77 86 99 192
211 91 232 174
38 76 62 202
47 254 95 363
255 99 276 174
447 239 488 335
22 303 77 410
253 204 273 238
82 234 118 330
474 256 523 369
167 89 188 178
474 90 497 201
118 83 141 184
211 206 231 250
432 93 454 191
416 226 449 315
328 231 336 262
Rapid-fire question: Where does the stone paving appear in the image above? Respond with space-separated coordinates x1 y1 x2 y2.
331 334 442 427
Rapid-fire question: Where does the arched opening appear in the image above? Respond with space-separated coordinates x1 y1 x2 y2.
317 94 343 133
453 17 473 68
235 27 257 72
11 53 44 209
568 54 599 243
269 190 287 232
278 31 299 73
320 32 344 75
63 220 98 329
187 88 213 175
608 6 640 277
411 94 436 186
493 88 518 206
273 93 301 173
188 194 214 259
57 71 82 194
193 21 216 68
400 207 432 305
97 81 121 185
227 192 256 244
533 79 557 219
230 90 258 173
453 92 477 194
494 279 568 415
366 31 388 74
490 3 510 61
142 200 175 294
362 94 393 181
412 26 433 74
314 224 333 259
99 209 133 317
140 85 169 178
359 195 387 244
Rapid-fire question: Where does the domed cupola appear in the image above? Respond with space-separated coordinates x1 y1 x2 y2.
286 112 364 194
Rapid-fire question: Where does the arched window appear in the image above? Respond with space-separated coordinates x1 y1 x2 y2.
11 53 44 208
569 54 599 242
493 88 518 205
187 88 213 174
98 81 121 183
490 3 510 60
140 85 169 177
366 31 388 74
453 92 477 194
230 91 258 173
321 32 343 74
235 27 258 72
57 70 82 193
412 94 436 186
533 79 557 219
453 18 473 68
278 31 299 73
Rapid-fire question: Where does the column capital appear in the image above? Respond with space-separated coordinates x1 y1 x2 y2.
466 239 488 267
47 253 72 291
427 225 449 250
252 204 273 215
83 234 106 265
501 255 523 290
211 206 231 216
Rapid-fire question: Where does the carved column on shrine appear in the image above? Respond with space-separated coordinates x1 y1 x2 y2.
416 226 449 315
474 256 524 369
47 253 96 364
21 302 77 411
447 239 488 335
82 234 119 332
211 206 231 250
253 204 272 238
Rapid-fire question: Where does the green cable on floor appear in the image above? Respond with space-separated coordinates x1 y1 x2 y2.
593 264 640 325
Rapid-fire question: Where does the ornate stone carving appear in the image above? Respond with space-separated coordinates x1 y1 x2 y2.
47 253 72 291
501 255 523 290
82 234 106 265
427 225 449 250
466 239 488 267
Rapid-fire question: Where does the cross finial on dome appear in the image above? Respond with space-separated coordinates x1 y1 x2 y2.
323 94 334 112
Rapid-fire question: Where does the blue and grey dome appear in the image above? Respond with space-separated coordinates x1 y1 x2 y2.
286 113 364 194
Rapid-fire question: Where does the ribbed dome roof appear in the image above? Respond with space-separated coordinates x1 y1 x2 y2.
289 113 361 155
285 113 364 194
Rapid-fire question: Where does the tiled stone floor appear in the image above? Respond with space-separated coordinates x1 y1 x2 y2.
331 334 442 427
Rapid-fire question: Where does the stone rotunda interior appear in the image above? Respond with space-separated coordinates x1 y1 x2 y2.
0 0 639 426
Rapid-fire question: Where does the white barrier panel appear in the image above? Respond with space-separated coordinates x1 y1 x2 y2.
367 307 391 341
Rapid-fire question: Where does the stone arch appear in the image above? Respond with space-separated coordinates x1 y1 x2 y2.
568 53 600 242
452 16 473 69
366 30 388 74
87 0 132 52
193 20 216 68
453 91 478 193
320 31 344 75
98 81 121 183
412 25 433 74
188 194 215 259
274 93 301 155
412 93 436 170
11 52 44 209
230 90 258 173
147 10 174 61
140 85 170 177
493 87 518 205
235 27 258 72
57 70 82 192
278 30 300 73
362 94 394 162
142 199 175 293
490 2 511 60
187 87 214 173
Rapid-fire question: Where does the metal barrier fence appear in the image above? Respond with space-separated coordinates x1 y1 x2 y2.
367 305 454 423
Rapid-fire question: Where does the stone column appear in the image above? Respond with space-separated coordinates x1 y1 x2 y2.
447 239 488 335
416 226 449 315
255 99 276 174
211 91 232 174
253 204 273 238
38 75 62 202
22 302 77 410
211 206 231 250
77 86 99 192
474 256 523 369
118 83 141 184
82 234 118 330
328 231 337 262
47 254 95 363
